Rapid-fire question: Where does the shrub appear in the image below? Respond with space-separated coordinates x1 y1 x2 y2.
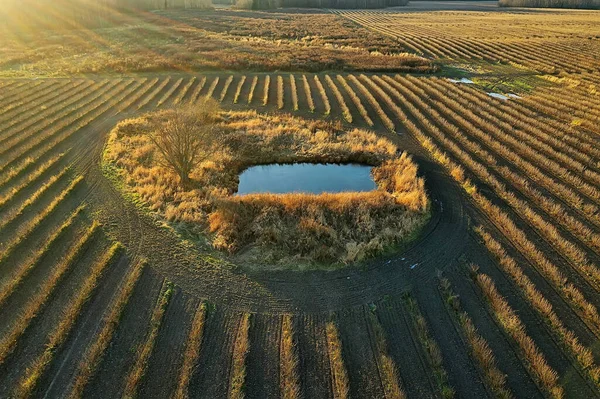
146 100 220 188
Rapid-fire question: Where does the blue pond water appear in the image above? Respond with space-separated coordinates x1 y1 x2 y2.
236 163 376 195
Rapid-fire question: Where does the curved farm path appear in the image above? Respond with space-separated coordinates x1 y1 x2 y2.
69 101 469 313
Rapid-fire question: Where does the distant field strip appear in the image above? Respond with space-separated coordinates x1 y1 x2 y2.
334 10 600 74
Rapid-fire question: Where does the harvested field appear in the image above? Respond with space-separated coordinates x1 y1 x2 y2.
1 3 600 398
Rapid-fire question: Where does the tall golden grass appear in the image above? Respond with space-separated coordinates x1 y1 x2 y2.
14 242 123 399
394 76 600 303
123 280 174 399
366 311 405 399
476 228 600 385
277 75 285 110
280 315 300 399
233 76 246 105
290 75 299 111
348 74 394 131
262 75 271 106
326 321 349 399
0 80 114 157
116 79 156 114
416 78 600 251
157 78 183 107
228 313 251 399
0 205 84 308
314 75 331 115
174 303 207 399
0 168 69 230
372 74 600 321
336 74 373 126
206 77 220 99
0 152 65 209
138 78 169 110
247 76 258 105
0 220 99 367
474 272 563 398
438 277 512 399
220 75 234 103
189 77 207 105
69 259 146 399
0 176 84 265
302 75 315 112
325 75 352 123
0 81 91 140
405 296 455 398
173 77 196 106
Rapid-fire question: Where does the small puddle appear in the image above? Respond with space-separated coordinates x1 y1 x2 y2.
236 163 376 195
487 92 510 100
448 78 474 84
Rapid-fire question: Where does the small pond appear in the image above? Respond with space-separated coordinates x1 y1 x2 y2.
236 163 377 195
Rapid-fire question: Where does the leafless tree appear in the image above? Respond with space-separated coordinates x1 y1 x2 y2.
148 99 220 188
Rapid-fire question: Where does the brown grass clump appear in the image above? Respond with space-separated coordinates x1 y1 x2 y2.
104 109 429 269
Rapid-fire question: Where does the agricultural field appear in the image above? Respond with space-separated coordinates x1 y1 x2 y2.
1 2 600 398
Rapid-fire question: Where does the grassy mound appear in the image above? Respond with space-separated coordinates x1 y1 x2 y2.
104 108 430 269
